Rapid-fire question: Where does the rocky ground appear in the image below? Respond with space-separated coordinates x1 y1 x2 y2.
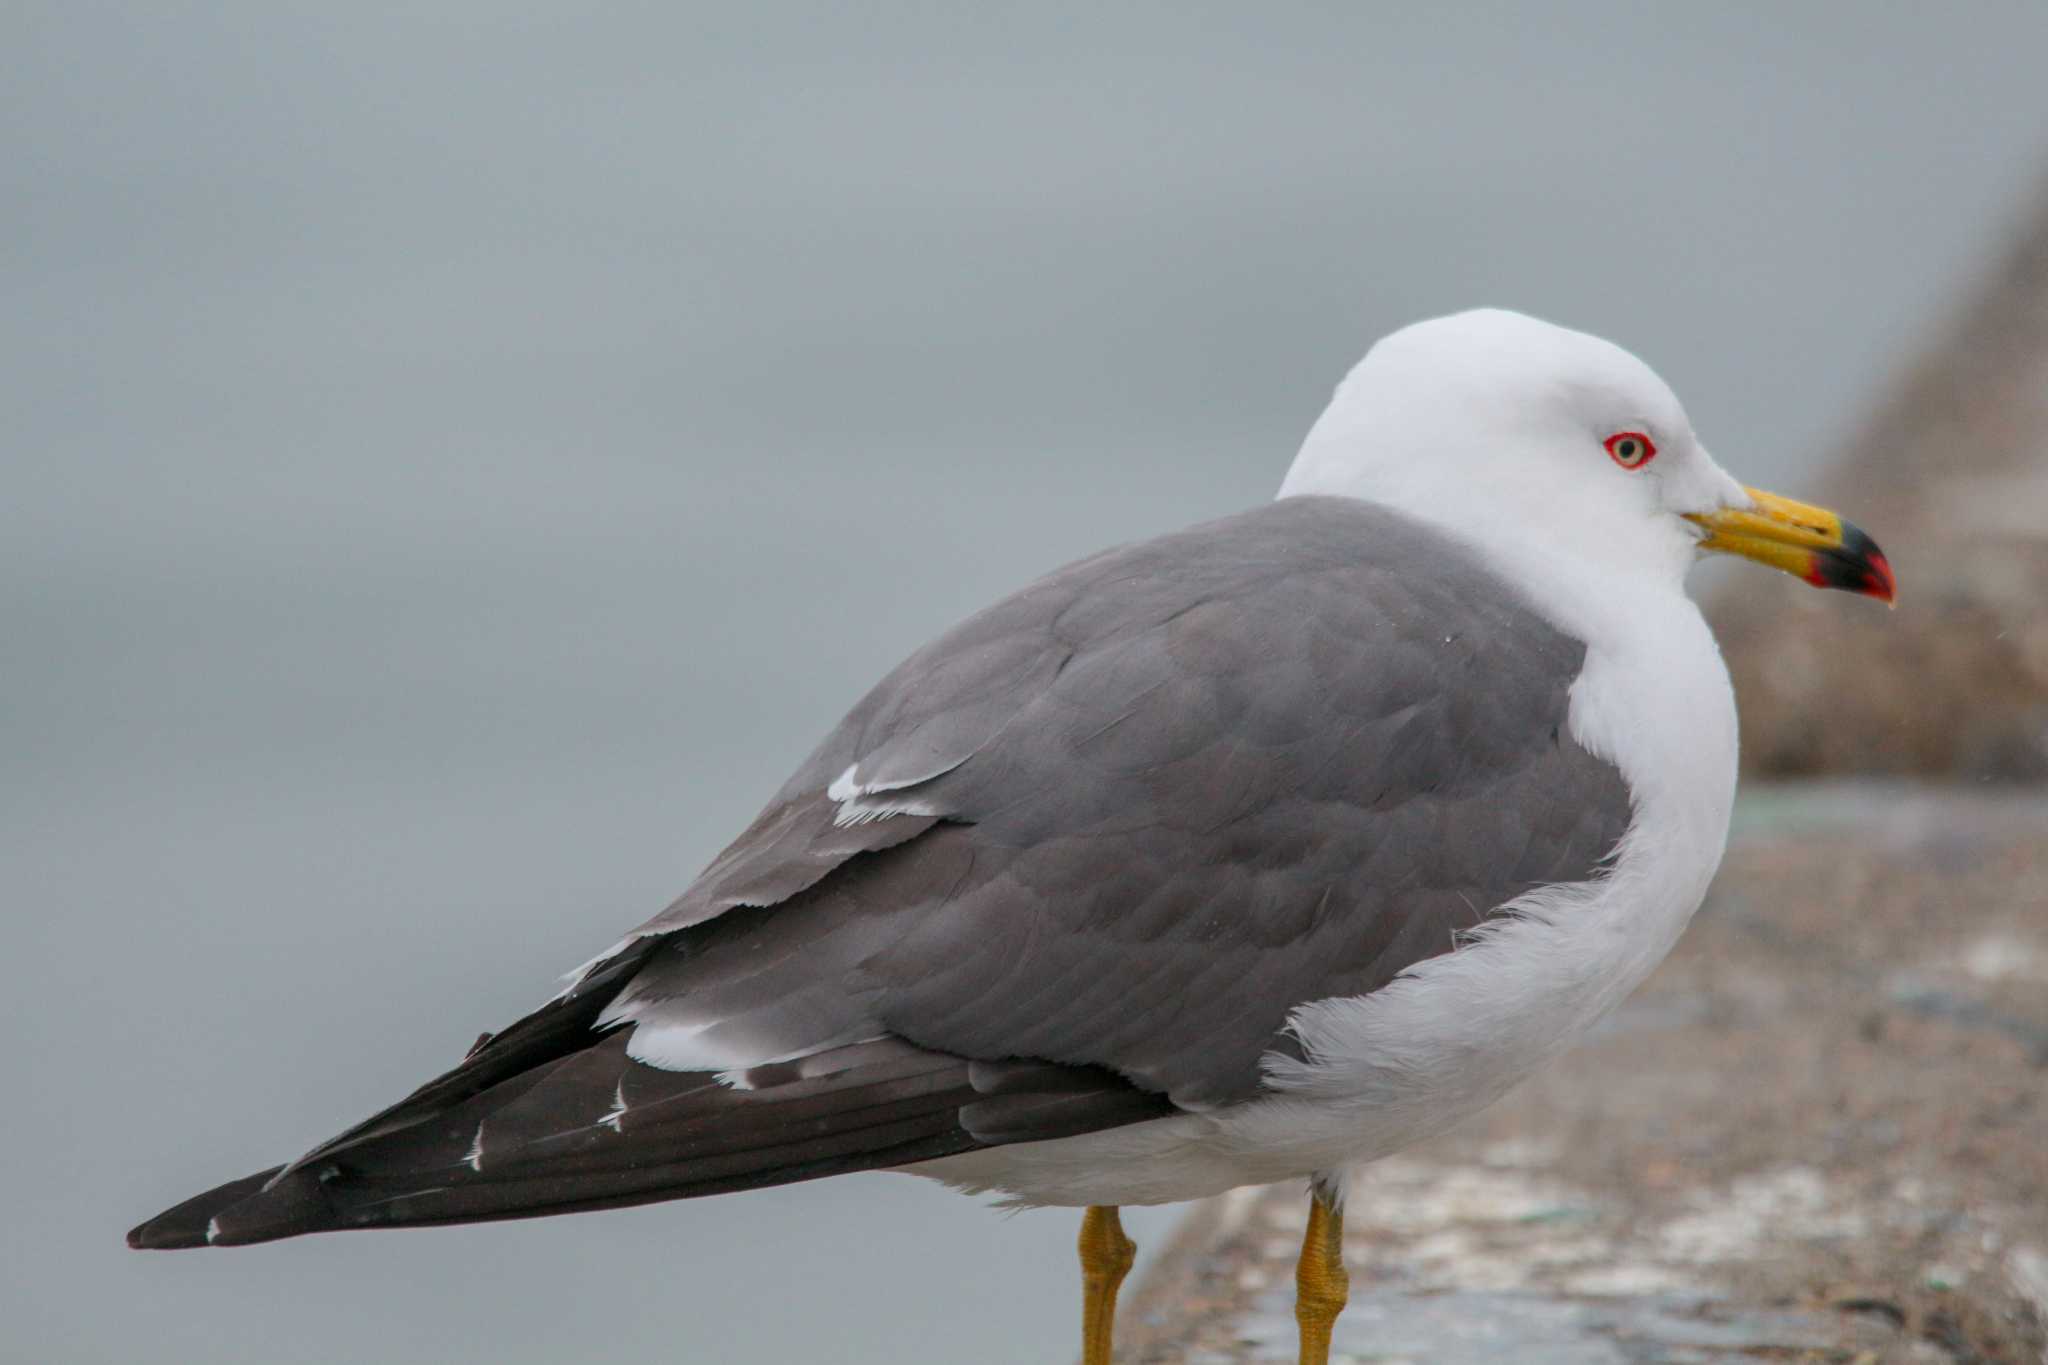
1710 189 2048 782
1114 784 2048 1363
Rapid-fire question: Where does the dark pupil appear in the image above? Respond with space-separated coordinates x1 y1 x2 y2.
1618 440 1638 459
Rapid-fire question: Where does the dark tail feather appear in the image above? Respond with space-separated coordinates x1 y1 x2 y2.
128 1036 993 1248
127 1029 1171 1249
127 1166 290 1249
130 943 662 1251
277 942 658 1178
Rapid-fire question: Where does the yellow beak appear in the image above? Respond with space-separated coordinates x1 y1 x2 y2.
1684 487 1895 604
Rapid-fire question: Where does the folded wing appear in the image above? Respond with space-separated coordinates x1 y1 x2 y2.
131 496 1630 1249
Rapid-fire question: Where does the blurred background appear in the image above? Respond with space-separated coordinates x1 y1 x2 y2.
7 5 2048 1362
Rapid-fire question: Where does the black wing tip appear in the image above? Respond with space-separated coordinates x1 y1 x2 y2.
127 1217 206 1251
127 1165 319 1250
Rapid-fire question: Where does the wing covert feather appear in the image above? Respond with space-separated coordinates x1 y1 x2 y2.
612 496 1633 1106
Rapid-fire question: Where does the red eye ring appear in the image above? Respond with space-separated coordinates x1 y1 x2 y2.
1604 431 1657 469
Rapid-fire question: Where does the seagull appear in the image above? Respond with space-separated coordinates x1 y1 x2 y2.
129 309 1894 1365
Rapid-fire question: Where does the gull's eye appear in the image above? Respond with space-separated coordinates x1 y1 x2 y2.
1604 431 1656 469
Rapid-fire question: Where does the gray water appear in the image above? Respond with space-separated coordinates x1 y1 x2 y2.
7 5 2048 1361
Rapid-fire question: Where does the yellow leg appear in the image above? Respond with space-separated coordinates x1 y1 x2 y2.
1294 1190 1349 1365
1078 1204 1136 1365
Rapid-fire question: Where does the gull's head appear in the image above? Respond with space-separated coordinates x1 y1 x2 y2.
1281 309 1894 604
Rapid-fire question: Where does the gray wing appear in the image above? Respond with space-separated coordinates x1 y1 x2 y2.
129 495 1631 1249
607 494 1632 1107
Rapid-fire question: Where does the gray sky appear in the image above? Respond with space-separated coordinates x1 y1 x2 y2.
7 5 2047 1362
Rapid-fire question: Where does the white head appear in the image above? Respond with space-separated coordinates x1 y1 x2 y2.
1281 309 1751 597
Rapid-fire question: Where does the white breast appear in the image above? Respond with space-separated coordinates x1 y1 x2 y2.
914 575 1737 1209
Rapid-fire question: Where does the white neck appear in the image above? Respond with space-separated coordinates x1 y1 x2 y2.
1275 429 1742 1070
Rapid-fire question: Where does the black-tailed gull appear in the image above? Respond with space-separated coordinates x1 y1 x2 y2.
129 309 1895 1365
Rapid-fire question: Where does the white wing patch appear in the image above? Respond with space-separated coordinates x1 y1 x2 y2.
463 1123 486 1174
826 763 940 828
619 1014 860 1074
713 1067 757 1092
618 1017 739 1072
824 765 864 804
